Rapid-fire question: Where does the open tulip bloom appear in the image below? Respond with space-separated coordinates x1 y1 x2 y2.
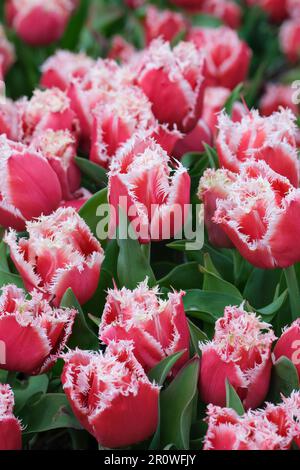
2 0 300 453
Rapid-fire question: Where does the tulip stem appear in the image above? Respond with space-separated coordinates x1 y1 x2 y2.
284 265 300 321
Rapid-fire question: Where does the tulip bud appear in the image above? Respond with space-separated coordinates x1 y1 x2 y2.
247 0 288 22
288 0 300 17
108 134 191 243
260 84 299 116
217 108 299 187
18 87 78 144
5 0 78 46
99 279 189 373
135 39 206 133
108 36 135 64
273 319 300 379
62 341 160 448
41 50 95 91
198 168 235 248
0 135 62 230
213 160 300 268
200 0 241 29
199 305 276 409
0 284 76 374
188 26 251 90
5 206 104 306
0 384 21 450
144 6 187 46
30 129 81 200
280 19 300 63
0 25 15 79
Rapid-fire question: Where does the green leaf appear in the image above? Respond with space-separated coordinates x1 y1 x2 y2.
158 262 203 290
75 157 108 186
224 83 244 115
192 14 222 28
117 211 155 289
79 187 108 242
0 269 24 289
267 357 300 404
20 393 82 434
256 289 288 322
0 240 9 272
203 143 219 169
159 358 200 449
201 254 243 299
183 289 242 324
60 0 91 50
61 288 98 350
225 379 245 416
13 375 49 414
148 350 186 387
188 319 208 356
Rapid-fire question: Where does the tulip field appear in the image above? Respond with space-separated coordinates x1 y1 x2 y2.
1 0 300 453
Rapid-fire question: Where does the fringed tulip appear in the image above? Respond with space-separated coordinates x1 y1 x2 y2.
30 129 81 200
0 284 76 374
280 19 300 63
0 135 62 230
173 118 212 158
99 279 189 373
274 319 300 379
0 98 20 141
5 207 104 306
260 84 299 116
18 88 79 144
0 25 15 79
108 134 191 243
5 0 78 46
198 168 235 248
188 27 251 90
108 36 135 63
169 0 205 8
213 161 300 268
199 305 276 409
144 6 187 46
135 39 206 133
217 109 299 186
61 341 160 448
41 50 95 91
0 384 21 450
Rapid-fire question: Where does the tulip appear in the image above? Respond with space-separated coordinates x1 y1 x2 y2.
41 50 95 91
260 84 299 116
273 319 300 379
90 86 181 168
0 384 21 450
5 206 104 306
199 305 276 409
18 88 78 144
0 135 62 230
67 59 129 146
135 39 206 133
203 403 291 450
108 134 191 243
0 284 76 374
280 19 300 63
0 25 15 79
188 27 251 90
200 0 241 29
5 0 78 46
216 109 299 187
169 0 205 8
30 129 81 200
247 0 288 22
288 0 300 17
213 161 300 269
59 187 91 211
198 168 235 248
99 279 190 373
144 6 187 46
61 341 160 448
124 0 145 7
